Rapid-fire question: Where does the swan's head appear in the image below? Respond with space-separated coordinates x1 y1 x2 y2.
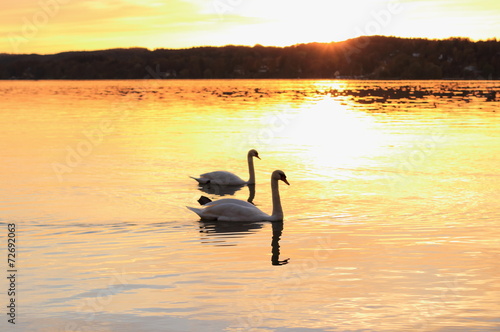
248 149 261 160
272 170 290 185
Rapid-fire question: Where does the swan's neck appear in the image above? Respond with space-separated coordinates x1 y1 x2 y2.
247 155 256 184
271 178 283 221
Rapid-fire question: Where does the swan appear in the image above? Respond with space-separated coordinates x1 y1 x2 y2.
187 170 289 222
190 149 260 186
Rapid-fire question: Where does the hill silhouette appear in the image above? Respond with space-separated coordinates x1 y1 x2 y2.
1 36 499 80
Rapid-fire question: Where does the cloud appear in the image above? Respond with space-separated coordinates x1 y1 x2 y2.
1 0 499 54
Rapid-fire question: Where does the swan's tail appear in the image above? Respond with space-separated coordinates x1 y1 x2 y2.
186 206 203 217
189 176 210 184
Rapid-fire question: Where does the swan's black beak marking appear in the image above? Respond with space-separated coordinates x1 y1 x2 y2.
198 196 212 205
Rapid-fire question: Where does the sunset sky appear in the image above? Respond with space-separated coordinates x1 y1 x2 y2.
2 0 499 54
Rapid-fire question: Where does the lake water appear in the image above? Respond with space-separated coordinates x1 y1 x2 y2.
0 79 499 331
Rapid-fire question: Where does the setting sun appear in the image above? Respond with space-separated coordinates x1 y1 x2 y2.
1 0 499 54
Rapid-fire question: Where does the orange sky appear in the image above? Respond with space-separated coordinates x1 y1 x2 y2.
2 0 499 54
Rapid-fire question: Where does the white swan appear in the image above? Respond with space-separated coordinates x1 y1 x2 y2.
187 170 289 222
190 149 260 186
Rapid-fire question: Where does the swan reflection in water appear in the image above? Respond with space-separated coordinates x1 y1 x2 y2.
198 220 264 236
198 220 289 265
271 221 290 266
197 184 256 204
196 182 245 196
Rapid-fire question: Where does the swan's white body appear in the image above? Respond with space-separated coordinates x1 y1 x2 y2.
187 170 289 222
191 149 260 186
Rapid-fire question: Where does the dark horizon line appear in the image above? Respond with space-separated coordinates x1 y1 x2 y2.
3 35 499 80
2 35 498 57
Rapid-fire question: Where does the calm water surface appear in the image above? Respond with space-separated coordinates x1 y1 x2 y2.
0 80 499 331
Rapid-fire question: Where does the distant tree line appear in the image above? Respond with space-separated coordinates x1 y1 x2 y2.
1 36 499 80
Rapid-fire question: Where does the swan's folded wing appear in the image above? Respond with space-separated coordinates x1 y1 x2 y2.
205 198 255 208
204 202 269 222
199 171 246 185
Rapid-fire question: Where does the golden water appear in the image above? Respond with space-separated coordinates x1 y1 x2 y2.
0 80 499 331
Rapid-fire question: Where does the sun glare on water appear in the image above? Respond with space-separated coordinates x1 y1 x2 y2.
282 97 389 178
